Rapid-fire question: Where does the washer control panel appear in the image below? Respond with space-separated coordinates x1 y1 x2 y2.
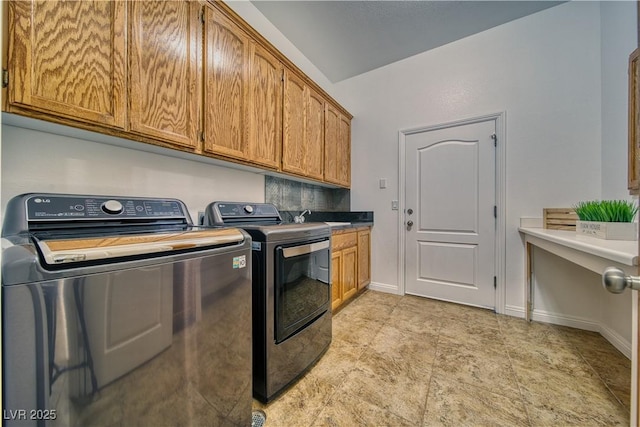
26 195 186 221
216 203 279 219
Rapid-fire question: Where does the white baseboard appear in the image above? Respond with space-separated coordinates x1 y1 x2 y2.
531 309 631 359
504 304 525 318
531 309 600 331
367 281 400 295
600 323 632 359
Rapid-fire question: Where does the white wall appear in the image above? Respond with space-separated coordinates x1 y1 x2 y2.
531 1 636 356
333 1 608 314
601 1 637 200
1 124 264 222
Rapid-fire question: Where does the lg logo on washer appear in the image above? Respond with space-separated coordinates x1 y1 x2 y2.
33 198 51 203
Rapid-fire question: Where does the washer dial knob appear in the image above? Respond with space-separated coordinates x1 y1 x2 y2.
102 200 124 215
243 205 254 214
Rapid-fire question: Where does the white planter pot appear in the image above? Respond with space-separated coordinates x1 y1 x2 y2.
576 220 638 240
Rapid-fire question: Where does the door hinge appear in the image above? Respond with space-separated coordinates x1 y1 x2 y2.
493 205 497 218
199 131 205 142
199 8 205 24
2 70 8 88
494 276 497 289
491 133 497 147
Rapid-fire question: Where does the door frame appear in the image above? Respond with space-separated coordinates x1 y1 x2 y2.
397 112 507 313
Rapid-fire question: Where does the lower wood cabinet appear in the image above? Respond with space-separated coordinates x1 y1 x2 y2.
331 226 371 312
357 228 371 290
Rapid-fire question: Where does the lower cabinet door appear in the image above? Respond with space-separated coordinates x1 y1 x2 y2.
357 228 371 290
342 246 358 302
331 251 343 311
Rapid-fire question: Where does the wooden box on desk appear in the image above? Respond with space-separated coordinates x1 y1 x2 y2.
543 208 578 231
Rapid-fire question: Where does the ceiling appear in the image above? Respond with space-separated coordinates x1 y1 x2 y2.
251 1 566 83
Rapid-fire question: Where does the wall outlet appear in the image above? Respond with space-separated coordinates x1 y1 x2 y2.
391 200 399 210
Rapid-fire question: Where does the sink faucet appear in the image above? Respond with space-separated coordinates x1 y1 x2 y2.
294 209 311 223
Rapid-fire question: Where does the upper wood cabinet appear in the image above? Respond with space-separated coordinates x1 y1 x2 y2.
306 87 325 181
324 103 351 187
282 69 306 175
338 114 352 187
7 0 126 128
129 1 200 148
282 71 326 179
247 42 283 169
4 0 351 186
202 4 250 160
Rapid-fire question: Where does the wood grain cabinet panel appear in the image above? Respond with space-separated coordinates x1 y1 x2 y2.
129 0 200 148
283 70 327 179
306 87 325 180
248 42 283 169
4 0 352 188
341 246 358 302
203 4 250 160
629 47 640 195
338 114 352 187
324 103 351 187
282 69 307 175
332 231 357 251
8 0 126 128
324 103 340 184
331 251 343 311
331 227 370 312
357 228 371 290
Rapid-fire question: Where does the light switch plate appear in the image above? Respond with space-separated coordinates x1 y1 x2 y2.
379 178 387 189
391 200 399 210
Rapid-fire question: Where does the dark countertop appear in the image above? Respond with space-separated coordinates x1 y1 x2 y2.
280 210 373 230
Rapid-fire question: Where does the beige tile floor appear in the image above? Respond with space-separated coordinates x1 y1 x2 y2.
254 290 631 426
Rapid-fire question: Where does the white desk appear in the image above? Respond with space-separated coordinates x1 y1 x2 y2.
519 227 637 321
519 227 638 424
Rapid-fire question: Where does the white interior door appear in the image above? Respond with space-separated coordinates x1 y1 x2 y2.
404 119 496 309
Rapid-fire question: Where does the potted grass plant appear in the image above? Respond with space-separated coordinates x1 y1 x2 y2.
573 200 638 240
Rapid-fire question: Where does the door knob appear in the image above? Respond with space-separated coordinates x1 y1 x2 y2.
407 208 413 215
602 267 640 293
406 220 413 231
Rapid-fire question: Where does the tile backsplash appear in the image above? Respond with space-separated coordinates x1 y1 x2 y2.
265 176 350 212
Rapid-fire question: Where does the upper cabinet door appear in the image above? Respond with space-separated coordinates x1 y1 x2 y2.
282 70 306 175
324 103 340 185
306 87 325 180
324 103 351 187
203 5 250 159
248 42 283 169
8 0 126 128
338 114 352 187
129 1 200 148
